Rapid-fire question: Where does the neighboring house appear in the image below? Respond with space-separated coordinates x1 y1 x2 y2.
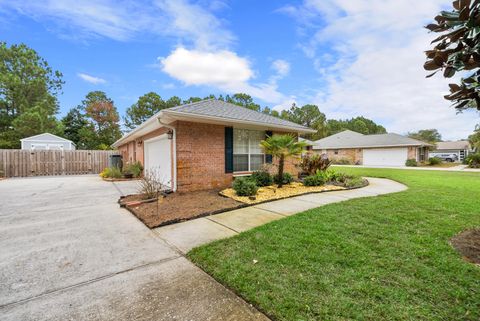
430 141 472 162
310 130 433 166
113 99 315 192
20 133 76 151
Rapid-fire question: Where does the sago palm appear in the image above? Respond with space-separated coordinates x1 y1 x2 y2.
260 134 307 187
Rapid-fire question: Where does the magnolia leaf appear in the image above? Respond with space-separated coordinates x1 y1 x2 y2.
426 70 440 78
449 83 462 91
424 60 442 70
444 66 456 77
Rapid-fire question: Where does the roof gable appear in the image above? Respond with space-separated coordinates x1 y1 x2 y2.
21 133 73 143
435 141 471 150
312 130 432 149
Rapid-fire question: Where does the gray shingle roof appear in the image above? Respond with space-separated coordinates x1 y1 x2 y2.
312 130 432 149
163 99 314 132
434 141 471 150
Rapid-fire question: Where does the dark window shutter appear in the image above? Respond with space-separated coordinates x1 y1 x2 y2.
225 127 233 173
265 130 273 164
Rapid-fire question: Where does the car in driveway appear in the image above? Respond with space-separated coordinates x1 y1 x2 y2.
433 153 459 162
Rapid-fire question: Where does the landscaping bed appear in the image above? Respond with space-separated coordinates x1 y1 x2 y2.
451 228 480 264
121 190 243 228
221 182 347 204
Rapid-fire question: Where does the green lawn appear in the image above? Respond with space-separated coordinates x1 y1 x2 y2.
188 168 480 321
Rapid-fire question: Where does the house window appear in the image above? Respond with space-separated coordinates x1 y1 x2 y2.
233 129 265 172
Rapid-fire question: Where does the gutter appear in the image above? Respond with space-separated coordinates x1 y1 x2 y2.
158 117 177 192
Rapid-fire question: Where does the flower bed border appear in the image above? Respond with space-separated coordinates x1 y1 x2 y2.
118 179 369 229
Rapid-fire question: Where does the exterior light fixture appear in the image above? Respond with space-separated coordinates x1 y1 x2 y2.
167 130 174 140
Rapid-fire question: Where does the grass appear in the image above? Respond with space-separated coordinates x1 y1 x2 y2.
419 162 460 168
188 168 480 321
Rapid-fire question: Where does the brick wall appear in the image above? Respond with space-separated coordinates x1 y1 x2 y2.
176 121 232 192
314 148 362 164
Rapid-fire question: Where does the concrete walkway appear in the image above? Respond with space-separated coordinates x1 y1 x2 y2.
0 176 268 321
155 177 407 254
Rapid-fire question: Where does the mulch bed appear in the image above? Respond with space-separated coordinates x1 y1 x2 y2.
451 228 480 265
121 190 244 229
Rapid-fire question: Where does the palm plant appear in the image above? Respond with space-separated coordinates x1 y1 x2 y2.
260 134 307 187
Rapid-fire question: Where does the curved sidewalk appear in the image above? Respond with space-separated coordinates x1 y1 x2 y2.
154 177 407 254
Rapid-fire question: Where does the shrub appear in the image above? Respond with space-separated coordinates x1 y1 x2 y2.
273 172 294 185
328 171 348 183
299 154 332 175
332 158 352 165
250 170 273 187
100 166 122 179
405 159 417 167
344 176 366 188
428 157 441 165
233 177 258 196
123 161 143 178
465 153 480 168
138 169 169 199
303 173 326 186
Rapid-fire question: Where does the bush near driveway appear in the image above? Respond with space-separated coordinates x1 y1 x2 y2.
189 168 480 321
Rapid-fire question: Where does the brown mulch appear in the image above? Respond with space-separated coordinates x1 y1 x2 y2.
122 190 243 229
451 228 480 264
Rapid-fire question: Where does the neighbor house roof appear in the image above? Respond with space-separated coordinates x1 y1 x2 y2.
434 141 471 150
20 133 75 145
311 130 433 149
113 99 315 147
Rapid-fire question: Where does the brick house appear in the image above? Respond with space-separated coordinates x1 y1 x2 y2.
113 99 315 192
310 130 433 166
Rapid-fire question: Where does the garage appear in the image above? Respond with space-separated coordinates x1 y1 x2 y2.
363 148 408 167
144 134 172 189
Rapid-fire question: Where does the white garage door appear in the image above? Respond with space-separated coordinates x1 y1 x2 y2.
144 134 172 189
363 148 408 167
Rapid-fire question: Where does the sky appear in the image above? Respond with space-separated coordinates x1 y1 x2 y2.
1 0 479 140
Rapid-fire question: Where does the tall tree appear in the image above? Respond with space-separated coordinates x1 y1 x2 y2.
62 107 89 148
0 42 64 148
225 93 261 111
79 91 122 149
326 117 386 136
407 129 442 143
123 92 181 130
281 103 328 140
424 1 480 110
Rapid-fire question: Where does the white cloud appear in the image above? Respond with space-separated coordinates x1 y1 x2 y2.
281 0 479 140
77 73 106 84
271 59 290 77
1 0 233 48
159 47 286 103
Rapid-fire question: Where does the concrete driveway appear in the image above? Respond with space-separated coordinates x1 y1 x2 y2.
0 176 268 321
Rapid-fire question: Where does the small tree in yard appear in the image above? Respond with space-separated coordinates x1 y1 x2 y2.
260 134 307 188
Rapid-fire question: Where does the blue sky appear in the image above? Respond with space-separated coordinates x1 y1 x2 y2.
1 0 478 139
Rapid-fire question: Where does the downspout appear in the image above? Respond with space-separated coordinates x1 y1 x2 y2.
158 116 177 192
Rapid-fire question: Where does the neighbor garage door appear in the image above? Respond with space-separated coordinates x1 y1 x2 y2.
144 134 172 189
363 148 408 167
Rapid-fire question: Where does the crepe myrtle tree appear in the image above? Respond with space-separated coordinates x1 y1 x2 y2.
424 0 480 111
260 134 307 188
